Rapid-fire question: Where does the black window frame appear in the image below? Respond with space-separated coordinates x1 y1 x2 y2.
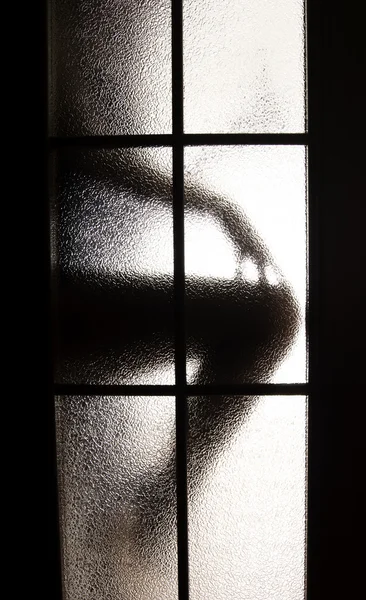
43 1 364 598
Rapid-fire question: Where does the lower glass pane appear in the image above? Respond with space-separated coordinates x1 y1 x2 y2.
55 395 177 600
187 395 307 600
55 394 306 599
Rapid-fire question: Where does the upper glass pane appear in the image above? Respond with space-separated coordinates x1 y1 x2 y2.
183 0 305 133
49 0 172 135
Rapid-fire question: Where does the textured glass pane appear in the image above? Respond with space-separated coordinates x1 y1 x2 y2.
49 0 171 135
185 145 307 384
55 395 178 600
184 0 305 133
51 147 174 384
187 395 307 599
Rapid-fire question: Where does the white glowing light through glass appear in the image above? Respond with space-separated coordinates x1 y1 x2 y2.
185 216 237 279
184 0 305 134
241 258 260 283
264 264 282 286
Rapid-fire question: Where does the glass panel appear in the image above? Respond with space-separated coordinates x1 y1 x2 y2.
55 395 178 600
49 0 172 135
187 395 307 599
51 147 174 384
184 0 305 133
185 145 307 384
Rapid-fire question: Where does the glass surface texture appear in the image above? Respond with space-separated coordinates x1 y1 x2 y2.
49 0 172 135
187 395 307 600
51 0 309 596
52 147 175 384
55 395 177 600
183 0 305 133
56 395 307 600
185 145 307 384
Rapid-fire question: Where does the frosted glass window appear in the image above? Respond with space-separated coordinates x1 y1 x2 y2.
49 0 172 135
55 395 178 600
185 145 307 384
51 147 175 384
50 1 309 598
187 395 307 600
184 0 305 133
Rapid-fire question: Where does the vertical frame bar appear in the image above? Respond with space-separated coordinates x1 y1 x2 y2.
172 1 189 599
306 0 328 596
307 0 363 598
45 1 62 599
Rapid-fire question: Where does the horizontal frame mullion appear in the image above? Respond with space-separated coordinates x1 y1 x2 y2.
54 383 308 396
183 133 307 146
49 133 307 149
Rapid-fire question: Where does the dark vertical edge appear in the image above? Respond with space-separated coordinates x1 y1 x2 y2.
303 393 309 600
172 0 189 599
172 0 184 138
307 0 363 598
173 142 189 600
305 146 309 384
46 1 62 598
304 0 309 384
48 0 54 136
303 3 309 583
303 139 309 600
306 0 326 595
172 142 186 387
303 0 308 134
175 389 189 600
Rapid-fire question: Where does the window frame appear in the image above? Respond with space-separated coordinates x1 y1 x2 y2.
44 0 363 598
